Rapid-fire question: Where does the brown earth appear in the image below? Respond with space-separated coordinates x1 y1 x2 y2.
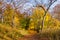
18 34 49 40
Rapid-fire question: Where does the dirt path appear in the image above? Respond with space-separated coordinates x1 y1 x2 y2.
18 34 49 40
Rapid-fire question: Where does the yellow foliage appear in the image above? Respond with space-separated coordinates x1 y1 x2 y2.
29 7 51 30
14 17 19 23
14 16 20 26
4 6 21 27
4 7 15 18
29 22 34 29
3 7 15 26
29 6 60 31
32 7 44 18
0 24 23 40
45 13 51 21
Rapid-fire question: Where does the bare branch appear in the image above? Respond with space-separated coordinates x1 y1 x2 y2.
41 0 57 30
46 0 57 13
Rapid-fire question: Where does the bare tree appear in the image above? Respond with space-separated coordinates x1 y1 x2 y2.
53 4 60 20
0 0 4 23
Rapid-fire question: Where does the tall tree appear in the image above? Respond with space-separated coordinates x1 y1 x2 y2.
34 0 57 31
41 0 57 30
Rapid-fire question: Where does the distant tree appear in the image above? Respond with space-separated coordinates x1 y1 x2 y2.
19 12 30 30
0 1 4 23
53 4 60 20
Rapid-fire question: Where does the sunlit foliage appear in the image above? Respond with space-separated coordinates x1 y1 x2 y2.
29 6 60 31
3 5 14 25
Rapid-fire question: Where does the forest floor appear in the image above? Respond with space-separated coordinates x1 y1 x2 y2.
19 34 49 40
18 27 60 40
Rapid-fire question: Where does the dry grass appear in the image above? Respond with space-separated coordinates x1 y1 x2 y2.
0 24 24 40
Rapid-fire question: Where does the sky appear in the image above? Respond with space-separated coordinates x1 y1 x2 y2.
2 0 60 13
49 0 60 12
3 0 60 8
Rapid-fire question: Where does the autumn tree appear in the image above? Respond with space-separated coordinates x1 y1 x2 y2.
29 0 57 33
3 4 15 27
29 7 44 32
29 6 52 33
14 10 24 28
36 0 57 31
